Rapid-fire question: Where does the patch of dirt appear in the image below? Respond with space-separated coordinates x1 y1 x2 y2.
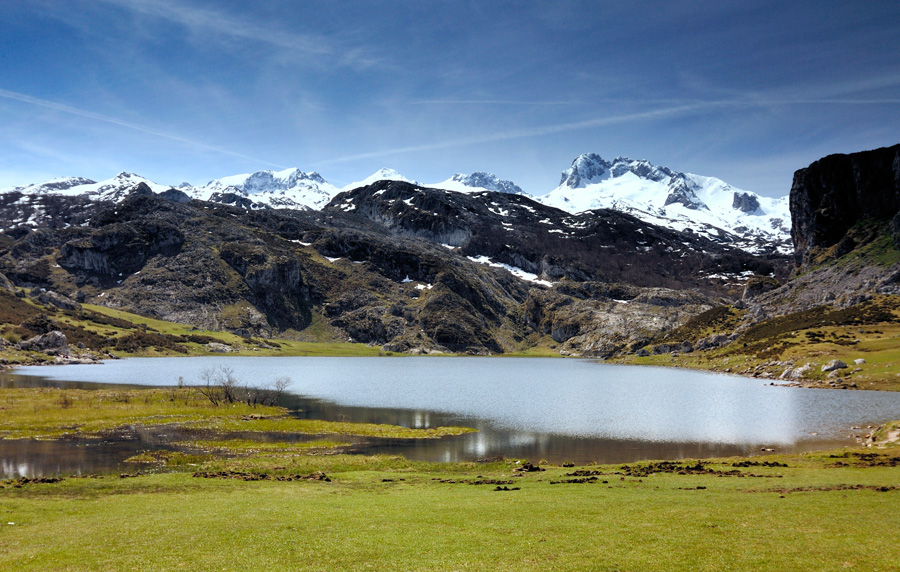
192 470 330 482
826 452 900 468
615 461 783 478
754 484 898 495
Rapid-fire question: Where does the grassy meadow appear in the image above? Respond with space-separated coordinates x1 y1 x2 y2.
1 385 899 571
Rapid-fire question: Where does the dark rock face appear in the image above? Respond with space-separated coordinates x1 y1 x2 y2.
219 243 312 330
732 192 761 213
327 180 787 293
57 200 186 283
790 144 900 267
663 174 706 210
158 188 192 203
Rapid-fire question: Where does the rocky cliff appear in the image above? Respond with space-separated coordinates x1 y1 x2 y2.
790 144 900 267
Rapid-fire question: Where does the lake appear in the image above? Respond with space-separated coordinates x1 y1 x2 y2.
4 356 900 477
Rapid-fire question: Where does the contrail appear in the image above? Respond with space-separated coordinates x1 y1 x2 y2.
313 103 708 167
0 88 286 169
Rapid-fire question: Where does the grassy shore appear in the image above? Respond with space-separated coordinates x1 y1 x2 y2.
1 386 900 571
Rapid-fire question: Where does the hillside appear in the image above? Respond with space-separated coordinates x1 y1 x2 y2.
623 144 900 390
1 184 769 359
3 145 899 372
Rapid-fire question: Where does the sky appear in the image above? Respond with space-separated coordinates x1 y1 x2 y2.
1 0 899 197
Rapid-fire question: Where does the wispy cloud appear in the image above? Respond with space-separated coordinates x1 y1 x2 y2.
315 84 900 169
0 88 285 168
94 0 381 69
410 99 584 106
312 103 709 167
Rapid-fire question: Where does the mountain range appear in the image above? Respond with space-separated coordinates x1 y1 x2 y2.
1 144 898 363
2 154 789 255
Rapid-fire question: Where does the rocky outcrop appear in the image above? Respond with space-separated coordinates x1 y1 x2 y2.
158 188 192 203
741 276 780 301
732 192 760 213
0 271 14 292
57 197 185 283
32 289 81 311
16 330 69 354
790 144 900 267
219 243 312 330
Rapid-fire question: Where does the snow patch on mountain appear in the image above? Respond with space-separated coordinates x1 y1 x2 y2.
430 172 528 195
539 154 791 254
342 168 414 191
466 255 553 286
10 173 169 201
190 167 341 210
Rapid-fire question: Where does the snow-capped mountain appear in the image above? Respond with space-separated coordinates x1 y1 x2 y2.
429 172 528 195
189 167 341 210
342 168 414 191
539 154 791 254
7 173 170 202
1 157 791 254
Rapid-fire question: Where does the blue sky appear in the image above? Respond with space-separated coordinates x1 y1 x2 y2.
1 0 899 197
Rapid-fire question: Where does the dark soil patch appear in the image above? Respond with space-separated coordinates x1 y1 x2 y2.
826 452 900 468
615 461 782 478
755 484 899 495
732 461 788 468
192 470 331 482
3 476 65 488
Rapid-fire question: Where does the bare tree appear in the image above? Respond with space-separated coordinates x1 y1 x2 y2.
196 366 240 406
196 367 291 407
244 376 292 407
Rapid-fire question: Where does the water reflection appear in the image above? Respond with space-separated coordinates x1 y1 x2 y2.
0 438 160 478
2 357 897 477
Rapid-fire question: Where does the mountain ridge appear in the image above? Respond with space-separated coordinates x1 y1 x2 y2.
539 154 790 254
2 155 790 255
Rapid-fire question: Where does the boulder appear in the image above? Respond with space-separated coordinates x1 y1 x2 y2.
36 290 81 311
16 331 69 355
695 334 730 351
821 359 848 372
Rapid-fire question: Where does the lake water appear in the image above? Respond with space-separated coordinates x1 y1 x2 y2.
4 356 900 477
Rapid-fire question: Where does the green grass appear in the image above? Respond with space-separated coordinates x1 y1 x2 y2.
81 304 386 357
0 388 472 441
2 453 900 571
1 386 900 570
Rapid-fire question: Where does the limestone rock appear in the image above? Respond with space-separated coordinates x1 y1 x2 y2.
16 330 69 354
821 359 848 372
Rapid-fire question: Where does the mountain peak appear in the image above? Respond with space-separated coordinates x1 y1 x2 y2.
541 153 791 254
445 172 526 195
342 168 413 191
608 157 676 182
559 153 612 188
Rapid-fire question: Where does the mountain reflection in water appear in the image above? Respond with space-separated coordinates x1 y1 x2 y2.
3 356 897 477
